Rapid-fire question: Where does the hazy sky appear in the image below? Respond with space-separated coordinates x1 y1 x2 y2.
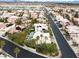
17 0 74 1
0 0 78 2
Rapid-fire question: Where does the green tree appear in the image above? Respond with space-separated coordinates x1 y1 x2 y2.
0 40 6 49
8 33 19 44
74 12 78 18
31 18 38 24
18 12 24 17
8 32 26 46
48 26 53 36
7 10 12 13
0 18 4 22
36 43 58 56
0 18 8 23
26 39 36 49
36 36 40 45
50 43 58 56
40 34 43 44
45 36 48 43
63 14 70 20
36 43 48 54
15 19 22 25
18 32 26 45
4 17 8 23
14 47 20 58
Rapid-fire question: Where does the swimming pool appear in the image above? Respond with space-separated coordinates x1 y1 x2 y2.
28 32 35 40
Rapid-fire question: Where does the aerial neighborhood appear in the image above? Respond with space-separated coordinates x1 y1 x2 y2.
0 2 79 58
0 5 60 58
51 5 79 57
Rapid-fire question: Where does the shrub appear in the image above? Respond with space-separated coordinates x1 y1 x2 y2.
15 19 22 25
25 39 36 49
36 43 58 56
8 32 26 46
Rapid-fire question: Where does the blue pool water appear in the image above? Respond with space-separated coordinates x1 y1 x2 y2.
28 32 35 40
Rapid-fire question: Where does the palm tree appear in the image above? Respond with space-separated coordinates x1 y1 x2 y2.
26 21 29 28
45 36 48 43
40 34 43 44
14 47 20 58
0 40 6 49
36 36 39 45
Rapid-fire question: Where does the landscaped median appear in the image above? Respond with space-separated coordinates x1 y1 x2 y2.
0 17 61 58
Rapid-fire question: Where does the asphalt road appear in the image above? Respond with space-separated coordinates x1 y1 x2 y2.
46 13 77 58
0 38 45 58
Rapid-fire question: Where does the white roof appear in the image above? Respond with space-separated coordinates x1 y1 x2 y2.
34 23 47 28
74 18 79 22
60 18 70 23
17 10 22 12
9 16 19 19
66 25 79 33
73 37 79 44
23 14 29 17
34 23 48 32
33 31 41 39
2 13 11 18
33 32 51 44
56 15 63 21
33 32 50 39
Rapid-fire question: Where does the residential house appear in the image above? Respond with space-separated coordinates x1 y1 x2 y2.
7 16 19 24
0 23 16 35
33 23 51 44
66 25 79 45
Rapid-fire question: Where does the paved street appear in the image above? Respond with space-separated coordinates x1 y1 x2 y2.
0 38 45 58
46 12 77 58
